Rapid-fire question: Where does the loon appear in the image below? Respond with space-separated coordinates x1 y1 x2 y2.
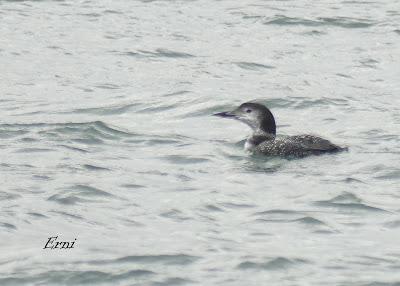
213 102 346 157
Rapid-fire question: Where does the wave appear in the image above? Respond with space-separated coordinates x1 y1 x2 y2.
264 15 374 28
119 48 195 59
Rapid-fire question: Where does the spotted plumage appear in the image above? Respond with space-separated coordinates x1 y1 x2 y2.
214 102 346 158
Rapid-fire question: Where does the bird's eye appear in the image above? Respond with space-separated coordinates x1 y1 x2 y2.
246 109 252 113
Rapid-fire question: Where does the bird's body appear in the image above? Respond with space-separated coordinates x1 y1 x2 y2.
247 133 343 157
214 102 346 158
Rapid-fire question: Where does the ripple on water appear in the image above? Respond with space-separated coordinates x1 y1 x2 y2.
0 191 21 201
27 212 48 219
120 48 195 59
71 103 139 116
162 90 191 97
94 83 121 90
374 170 400 180
241 158 284 174
88 254 200 266
161 155 210 165
83 164 111 171
203 204 225 212
58 144 89 153
238 257 309 270
254 209 303 216
314 192 388 213
136 48 195 58
0 270 155 286
120 183 145 189
15 148 54 153
220 202 256 209
50 121 133 140
234 62 275 71
135 103 179 114
0 121 133 145
301 30 327 36
384 220 400 229
160 209 192 221
0 129 28 139
103 9 124 15
48 185 116 205
253 209 334 233
124 132 189 147
152 277 194 286
294 97 349 109
293 216 326 226
264 15 374 28
50 211 85 221
0 222 17 231
253 209 303 223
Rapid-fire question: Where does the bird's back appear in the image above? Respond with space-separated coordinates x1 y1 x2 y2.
254 134 344 157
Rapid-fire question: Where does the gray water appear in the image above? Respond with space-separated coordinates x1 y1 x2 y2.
1 0 400 285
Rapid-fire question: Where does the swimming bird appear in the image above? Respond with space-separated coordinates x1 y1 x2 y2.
213 102 346 157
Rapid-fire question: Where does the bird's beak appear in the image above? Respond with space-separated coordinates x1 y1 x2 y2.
213 111 237 118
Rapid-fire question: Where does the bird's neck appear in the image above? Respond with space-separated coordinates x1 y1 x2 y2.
259 116 276 136
245 130 275 151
